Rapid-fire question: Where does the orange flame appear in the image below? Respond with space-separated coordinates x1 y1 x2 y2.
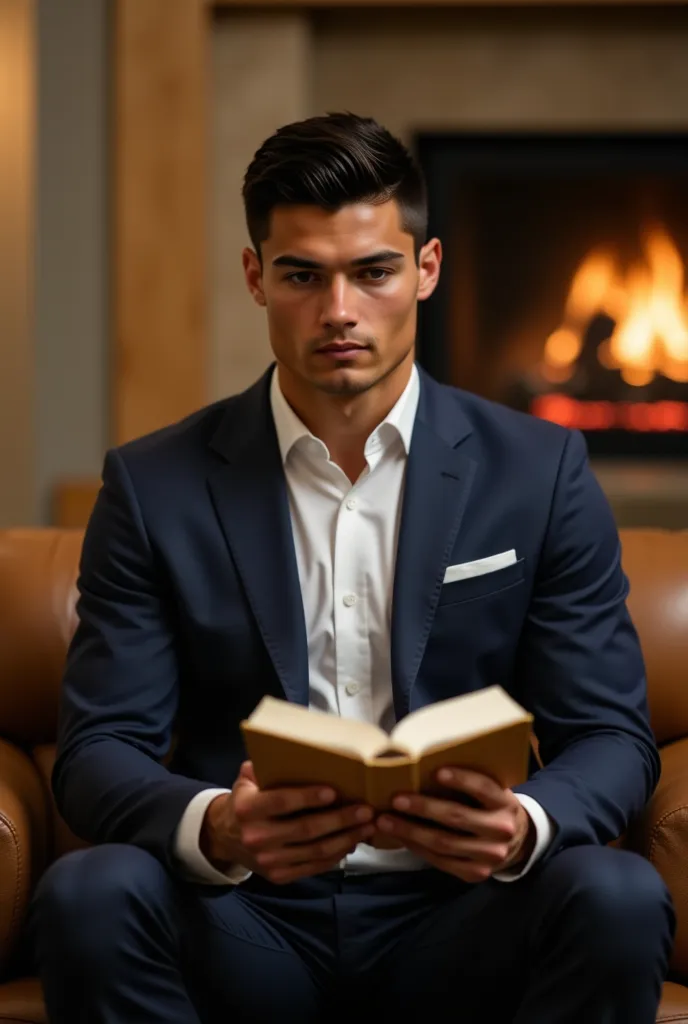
541 224 688 387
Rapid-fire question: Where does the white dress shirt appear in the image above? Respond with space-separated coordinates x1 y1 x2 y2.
174 364 553 884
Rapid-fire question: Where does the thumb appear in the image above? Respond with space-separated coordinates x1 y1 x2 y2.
237 760 259 787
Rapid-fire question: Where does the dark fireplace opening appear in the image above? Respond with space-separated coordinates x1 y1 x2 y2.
415 132 688 458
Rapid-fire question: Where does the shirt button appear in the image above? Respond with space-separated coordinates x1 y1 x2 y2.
345 498 357 510
345 682 360 696
343 593 358 607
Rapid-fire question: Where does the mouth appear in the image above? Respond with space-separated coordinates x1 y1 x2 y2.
315 342 369 355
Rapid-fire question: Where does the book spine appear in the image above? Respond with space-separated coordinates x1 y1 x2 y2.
364 759 415 811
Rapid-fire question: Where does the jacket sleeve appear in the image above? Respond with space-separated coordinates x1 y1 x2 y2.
514 429 660 854
52 448 211 867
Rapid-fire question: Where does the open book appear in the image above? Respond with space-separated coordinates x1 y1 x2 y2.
241 686 533 813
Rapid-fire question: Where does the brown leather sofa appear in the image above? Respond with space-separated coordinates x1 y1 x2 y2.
0 527 687 1022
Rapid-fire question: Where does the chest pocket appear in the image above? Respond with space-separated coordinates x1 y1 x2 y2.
436 557 526 608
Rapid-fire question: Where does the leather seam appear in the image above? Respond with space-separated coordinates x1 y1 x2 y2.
0 811 23 955
648 805 688 865
0 1018 49 1023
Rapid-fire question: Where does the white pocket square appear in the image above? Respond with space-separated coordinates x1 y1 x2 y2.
443 549 517 584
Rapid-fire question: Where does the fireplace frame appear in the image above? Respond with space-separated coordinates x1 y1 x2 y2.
415 129 688 459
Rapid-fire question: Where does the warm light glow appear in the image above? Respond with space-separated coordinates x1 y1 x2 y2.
541 224 688 388
532 395 688 432
544 327 582 367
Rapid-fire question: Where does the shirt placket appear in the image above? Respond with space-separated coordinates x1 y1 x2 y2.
332 485 372 722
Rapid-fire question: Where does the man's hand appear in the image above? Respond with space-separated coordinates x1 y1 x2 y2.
376 767 536 883
199 761 376 884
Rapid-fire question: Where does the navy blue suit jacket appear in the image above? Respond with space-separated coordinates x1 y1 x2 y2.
54 365 660 870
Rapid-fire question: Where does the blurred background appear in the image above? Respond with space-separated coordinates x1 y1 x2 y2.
2 0 688 530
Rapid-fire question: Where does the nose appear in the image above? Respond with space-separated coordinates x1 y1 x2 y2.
318 274 358 333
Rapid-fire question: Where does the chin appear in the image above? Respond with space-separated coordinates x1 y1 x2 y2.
321 381 373 397
322 381 377 398
314 369 376 397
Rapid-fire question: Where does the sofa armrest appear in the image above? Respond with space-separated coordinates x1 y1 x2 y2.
0 739 49 970
628 736 688 979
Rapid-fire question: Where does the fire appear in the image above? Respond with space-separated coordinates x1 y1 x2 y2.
541 224 688 387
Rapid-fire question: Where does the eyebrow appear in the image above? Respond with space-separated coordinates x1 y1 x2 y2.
272 250 405 270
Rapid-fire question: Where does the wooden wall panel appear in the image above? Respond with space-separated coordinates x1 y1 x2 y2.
0 0 35 527
113 0 207 446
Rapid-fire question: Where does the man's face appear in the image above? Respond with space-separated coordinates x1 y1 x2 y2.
243 200 441 398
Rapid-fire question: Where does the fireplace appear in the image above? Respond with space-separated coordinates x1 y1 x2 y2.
415 133 688 459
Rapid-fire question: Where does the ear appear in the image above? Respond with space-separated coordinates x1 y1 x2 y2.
417 238 442 302
243 248 267 307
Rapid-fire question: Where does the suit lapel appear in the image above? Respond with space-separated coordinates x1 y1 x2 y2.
207 372 309 706
391 371 477 717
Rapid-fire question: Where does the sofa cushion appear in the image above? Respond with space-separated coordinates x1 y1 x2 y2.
32 745 88 863
0 977 45 1024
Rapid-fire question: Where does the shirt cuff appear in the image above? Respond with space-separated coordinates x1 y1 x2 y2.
492 793 556 883
173 788 253 886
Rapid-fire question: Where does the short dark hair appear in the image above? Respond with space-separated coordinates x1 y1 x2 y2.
242 112 428 262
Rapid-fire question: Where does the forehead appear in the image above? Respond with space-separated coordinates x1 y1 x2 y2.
264 200 413 263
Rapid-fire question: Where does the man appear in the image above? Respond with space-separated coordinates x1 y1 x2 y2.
32 112 673 1022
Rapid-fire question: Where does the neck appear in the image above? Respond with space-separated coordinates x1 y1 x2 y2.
277 354 414 481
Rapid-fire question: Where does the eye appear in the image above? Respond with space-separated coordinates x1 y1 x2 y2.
286 271 320 285
360 267 392 281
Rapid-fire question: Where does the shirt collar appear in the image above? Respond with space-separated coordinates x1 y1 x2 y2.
270 362 420 465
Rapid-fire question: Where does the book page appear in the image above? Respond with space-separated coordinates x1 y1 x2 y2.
389 686 531 759
244 697 392 761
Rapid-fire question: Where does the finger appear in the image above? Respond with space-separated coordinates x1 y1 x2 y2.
391 794 516 842
242 803 375 850
235 784 338 823
436 768 508 810
255 823 376 870
378 814 510 866
401 838 493 884
232 765 258 797
239 761 258 785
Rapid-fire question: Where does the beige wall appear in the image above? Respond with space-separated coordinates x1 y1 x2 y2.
210 13 310 401
0 0 34 527
0 0 107 526
35 0 108 523
210 6 688 401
